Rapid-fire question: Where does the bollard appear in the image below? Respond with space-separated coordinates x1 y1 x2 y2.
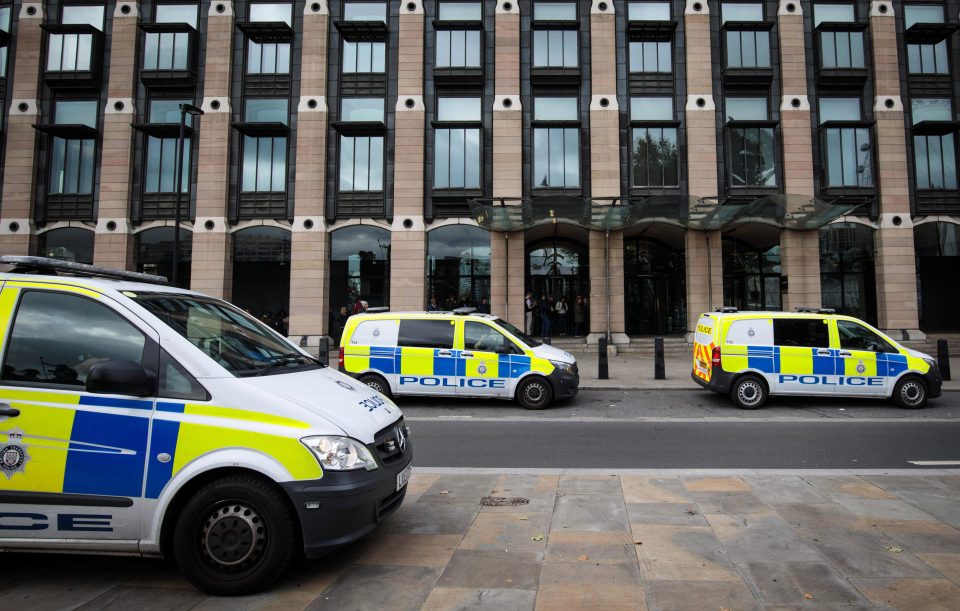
318 336 329 366
654 337 665 380
598 336 609 380
938 339 951 381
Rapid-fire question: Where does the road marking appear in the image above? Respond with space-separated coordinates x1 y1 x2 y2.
414 467 960 476
908 460 960 466
404 416 960 424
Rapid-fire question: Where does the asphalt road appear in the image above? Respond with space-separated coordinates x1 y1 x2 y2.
391 389 960 470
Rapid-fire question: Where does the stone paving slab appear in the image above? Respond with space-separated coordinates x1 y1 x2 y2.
4 472 960 610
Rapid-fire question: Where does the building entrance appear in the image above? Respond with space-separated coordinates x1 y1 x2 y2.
624 237 686 335
526 238 589 337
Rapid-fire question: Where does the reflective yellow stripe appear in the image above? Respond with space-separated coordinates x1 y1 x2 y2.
183 404 310 429
400 348 435 375
0 287 21 354
6 281 101 299
343 345 370 373
0 399 76 493
173 423 322 480
0 388 82 405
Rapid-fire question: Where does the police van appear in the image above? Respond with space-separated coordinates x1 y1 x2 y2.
339 309 579 409
692 308 942 409
0 257 412 595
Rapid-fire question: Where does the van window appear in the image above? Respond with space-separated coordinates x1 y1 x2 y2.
159 349 209 400
837 320 896 353
464 321 516 353
2 291 146 387
695 316 715 345
774 318 829 347
398 319 455 348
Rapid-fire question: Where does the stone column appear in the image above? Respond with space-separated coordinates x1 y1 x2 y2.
94 1 139 270
587 1 626 344
683 0 722 332
0 2 44 255
870 0 921 338
191 1 234 299
491 0 524 322
289 2 330 350
389 1 426 312
777 0 820 311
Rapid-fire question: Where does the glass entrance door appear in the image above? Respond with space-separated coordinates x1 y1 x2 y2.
527 240 588 336
624 237 686 335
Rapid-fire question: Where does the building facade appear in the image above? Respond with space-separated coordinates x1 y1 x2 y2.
1 0 959 348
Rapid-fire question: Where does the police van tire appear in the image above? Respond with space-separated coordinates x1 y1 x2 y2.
730 375 767 410
517 376 553 410
173 475 298 596
359 373 392 398
893 375 928 409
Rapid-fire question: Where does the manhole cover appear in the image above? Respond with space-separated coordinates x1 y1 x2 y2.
480 496 529 506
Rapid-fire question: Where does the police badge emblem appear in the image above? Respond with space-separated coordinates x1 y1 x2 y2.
477 363 487 375
0 430 29 479
856 360 866 374
373 328 381 337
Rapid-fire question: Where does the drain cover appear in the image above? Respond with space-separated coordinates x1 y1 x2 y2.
480 496 529 506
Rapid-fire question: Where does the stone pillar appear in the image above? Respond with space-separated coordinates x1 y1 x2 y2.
94 1 139 270
289 2 330 349
587 1 626 344
191 1 234 299
777 0 820 311
0 2 45 255
683 0 722 331
870 0 921 338
389 1 426 311
492 1 524 317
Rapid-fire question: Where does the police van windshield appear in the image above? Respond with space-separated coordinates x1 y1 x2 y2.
494 319 542 347
130 293 321 376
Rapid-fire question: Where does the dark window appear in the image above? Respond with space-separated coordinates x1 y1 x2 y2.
905 5 949 75
159 349 208 400
2 291 147 387
837 319 896 353
533 97 580 189
819 98 872 188
145 100 192 194
725 98 776 188
427 225 490 307
49 100 98 195
47 5 103 72
435 97 481 189
912 99 958 190
0 6 11 78
773 318 829 347
398 319 456 349
464 321 514 353
630 98 678 187
144 4 198 70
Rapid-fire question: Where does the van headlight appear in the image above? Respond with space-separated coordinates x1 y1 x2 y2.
301 436 379 471
923 357 938 370
551 360 576 375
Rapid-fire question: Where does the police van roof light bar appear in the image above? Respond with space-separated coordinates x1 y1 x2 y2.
794 307 836 314
715 306 738 313
0 255 169 285
365 306 390 313
452 307 477 315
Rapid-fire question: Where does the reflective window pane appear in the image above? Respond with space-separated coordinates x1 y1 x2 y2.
156 4 198 27
722 3 764 22
631 97 673 120
534 97 578 120
725 98 767 121
344 2 387 22
249 3 292 25
912 98 953 124
819 98 861 122
439 2 481 20
55 100 98 127
813 4 854 25
632 127 679 187
341 98 384 122
339 136 355 190
533 2 577 20
465 30 481 66
438 97 481 121
245 98 288 123
905 5 945 28
628 2 671 21
62 5 105 29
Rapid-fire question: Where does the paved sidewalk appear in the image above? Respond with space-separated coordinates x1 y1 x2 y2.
3 471 960 609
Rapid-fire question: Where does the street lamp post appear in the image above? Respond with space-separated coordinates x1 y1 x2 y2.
172 103 204 287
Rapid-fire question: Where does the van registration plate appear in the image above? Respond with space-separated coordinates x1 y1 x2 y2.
396 464 413 491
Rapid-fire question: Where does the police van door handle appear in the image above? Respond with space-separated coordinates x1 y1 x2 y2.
461 352 475 358
838 350 853 357
816 349 832 356
0 403 20 418
437 350 453 357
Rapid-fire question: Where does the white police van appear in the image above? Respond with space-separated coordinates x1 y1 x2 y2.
0 257 411 594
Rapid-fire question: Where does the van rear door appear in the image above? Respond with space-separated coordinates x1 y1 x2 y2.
693 315 716 382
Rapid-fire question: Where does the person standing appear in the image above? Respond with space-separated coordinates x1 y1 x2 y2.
427 296 439 311
555 297 568 336
478 297 490 314
524 292 535 334
538 293 551 337
574 296 585 337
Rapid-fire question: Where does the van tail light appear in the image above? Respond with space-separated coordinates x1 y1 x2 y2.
711 346 722 368
338 347 344 369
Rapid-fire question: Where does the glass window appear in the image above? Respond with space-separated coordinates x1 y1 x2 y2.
773 318 829 347
631 97 674 121
837 319 895 352
439 2 481 20
55 100 98 127
726 98 768 121
159 349 207 400
341 98 384 122
819 98 861 122
534 97 578 121
146 100 192 193
427 225 491 308
721 3 764 22
37 228 94 264
156 4 198 27
50 101 97 195
729 127 776 187
436 30 481 67
632 127 678 187
813 4 854 25
135 227 192 287
245 98 288 124
249 2 292 25
339 136 384 191
629 41 671 73
435 128 480 188
723 239 782 311
2 291 146 387
628 2 671 21
149 99 192 124
726 30 770 68
819 223 876 323
344 1 387 21
343 41 386 73
62 5 105 29
398 319 455 348
819 30 865 69
241 136 287 192
904 5 945 28
438 97 481 121
533 2 577 20
330 226 391 312
533 29 578 68
908 40 949 74
464 321 513 353
0 6 9 78
912 100 957 190
913 98 953 123
533 128 580 187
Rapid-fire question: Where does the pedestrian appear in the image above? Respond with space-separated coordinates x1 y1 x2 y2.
538 293 551 337
525 292 535 335
427 296 439 311
555 297 568 336
574 296 585 336
478 297 490 314
359 300 369 313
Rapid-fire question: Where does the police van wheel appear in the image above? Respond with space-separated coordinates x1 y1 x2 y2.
517 377 553 410
174 475 298 596
730 375 767 410
893 376 928 409
359 373 392 398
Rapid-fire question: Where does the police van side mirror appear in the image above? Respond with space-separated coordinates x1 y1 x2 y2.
86 360 156 397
